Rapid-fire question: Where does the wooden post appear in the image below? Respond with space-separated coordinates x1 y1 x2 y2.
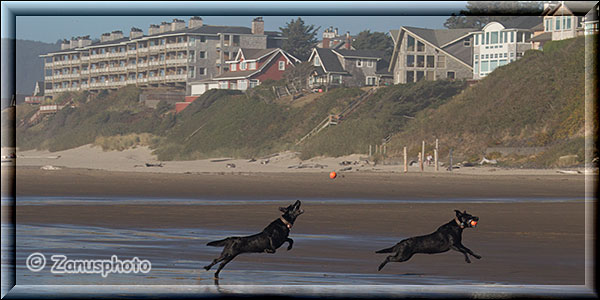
403 146 408 173
419 152 423 172
369 145 372 156
421 141 425 171
449 148 453 172
435 139 439 171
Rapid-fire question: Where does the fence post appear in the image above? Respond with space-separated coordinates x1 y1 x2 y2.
369 145 372 156
421 141 425 171
449 148 453 172
404 146 408 173
419 152 423 172
435 139 439 171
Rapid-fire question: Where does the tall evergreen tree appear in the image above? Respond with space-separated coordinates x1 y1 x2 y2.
279 17 320 61
351 30 394 60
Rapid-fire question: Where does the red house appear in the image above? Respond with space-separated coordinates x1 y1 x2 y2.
189 48 301 95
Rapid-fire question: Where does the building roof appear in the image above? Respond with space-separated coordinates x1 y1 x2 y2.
313 48 347 74
528 31 553 42
333 49 386 59
389 29 401 44
212 48 299 80
545 1 597 16
585 2 599 22
237 48 278 61
498 16 543 30
403 26 475 48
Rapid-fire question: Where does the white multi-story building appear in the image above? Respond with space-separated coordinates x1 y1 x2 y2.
471 17 541 80
39 17 284 98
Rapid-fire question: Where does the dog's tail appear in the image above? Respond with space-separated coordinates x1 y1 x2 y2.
375 245 396 253
207 238 230 247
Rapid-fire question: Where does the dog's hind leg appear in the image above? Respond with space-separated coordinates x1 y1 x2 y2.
285 238 294 250
204 253 226 271
214 254 238 278
378 251 414 271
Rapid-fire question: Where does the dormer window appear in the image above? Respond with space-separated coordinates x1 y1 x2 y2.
314 56 320 66
240 61 247 70
279 61 285 70
231 63 237 71
356 59 363 67
249 61 256 70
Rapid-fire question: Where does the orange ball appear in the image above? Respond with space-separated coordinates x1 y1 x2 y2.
329 171 337 179
470 220 477 226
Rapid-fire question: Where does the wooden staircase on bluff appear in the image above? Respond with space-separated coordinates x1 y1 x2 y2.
295 88 376 145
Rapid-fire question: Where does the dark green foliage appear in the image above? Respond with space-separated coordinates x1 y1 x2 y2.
16 86 175 151
351 30 394 61
279 17 320 61
388 36 586 167
444 1 543 29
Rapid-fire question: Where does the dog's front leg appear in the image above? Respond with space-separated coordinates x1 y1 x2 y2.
459 244 481 260
285 238 294 250
264 239 276 253
450 245 471 263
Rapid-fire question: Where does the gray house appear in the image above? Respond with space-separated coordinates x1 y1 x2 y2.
388 26 475 84
307 48 392 88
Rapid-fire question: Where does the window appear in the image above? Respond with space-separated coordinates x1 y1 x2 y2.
230 82 237 90
475 34 479 45
219 81 228 89
199 67 205 75
356 59 363 67
447 71 455 79
367 60 373 67
238 79 247 90
416 55 424 67
510 52 514 57
425 70 434 80
510 32 514 43
475 54 479 60
331 74 342 84
231 63 237 71
249 79 259 88
516 52 523 58
481 61 489 72
417 40 425 52
494 53 498 58
314 56 321 66
474 61 479 73
426 55 435 68
463 38 471 47
486 32 490 44
366 76 376 86
406 55 414 67
406 71 414 82
491 31 498 44
200 36 206 43
503 32 508 43
249 61 256 70
199 51 205 59
416 71 424 81
499 59 507 66
407 35 415 51
279 61 286 71
437 55 446 68
490 60 498 72
480 33 484 45
499 31 503 43
556 16 561 30
240 61 247 70
517 32 523 42
566 16 571 29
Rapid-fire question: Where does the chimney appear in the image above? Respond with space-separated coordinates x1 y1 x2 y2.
322 37 330 48
110 30 123 41
100 33 111 42
189 16 203 28
60 39 70 50
160 22 169 33
78 35 92 47
70 37 78 49
345 32 351 50
171 19 185 31
149 24 159 35
252 17 264 35
335 28 338 36
130 27 143 39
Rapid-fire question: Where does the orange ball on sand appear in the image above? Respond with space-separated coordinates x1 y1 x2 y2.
329 171 337 179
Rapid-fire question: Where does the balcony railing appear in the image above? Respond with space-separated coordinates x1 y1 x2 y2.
149 60 163 66
166 58 188 65
165 74 187 81
138 62 149 68
166 42 189 50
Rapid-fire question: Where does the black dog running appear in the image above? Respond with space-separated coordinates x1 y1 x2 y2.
376 210 481 271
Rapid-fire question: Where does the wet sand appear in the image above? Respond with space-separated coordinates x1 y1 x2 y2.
4 166 591 287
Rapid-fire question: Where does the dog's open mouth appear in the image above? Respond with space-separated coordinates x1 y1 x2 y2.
469 220 478 227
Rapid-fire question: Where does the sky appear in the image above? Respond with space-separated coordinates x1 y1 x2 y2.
3 2 469 43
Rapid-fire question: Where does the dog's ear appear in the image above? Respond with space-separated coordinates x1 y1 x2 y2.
279 206 288 212
454 210 462 216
